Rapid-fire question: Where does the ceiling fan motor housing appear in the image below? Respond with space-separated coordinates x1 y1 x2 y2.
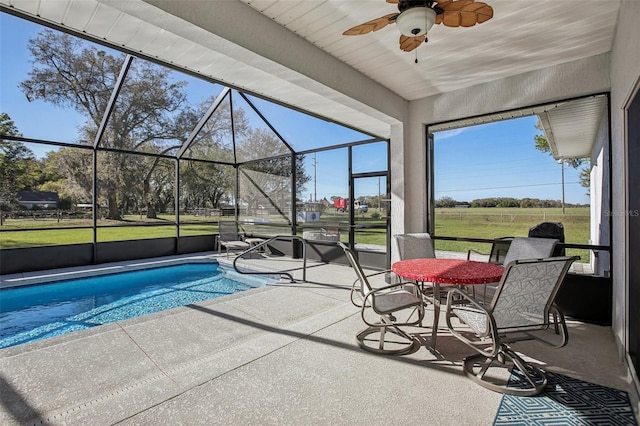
397 0 435 13
396 4 437 37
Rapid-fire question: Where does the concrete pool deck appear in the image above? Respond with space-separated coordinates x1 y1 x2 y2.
0 252 637 425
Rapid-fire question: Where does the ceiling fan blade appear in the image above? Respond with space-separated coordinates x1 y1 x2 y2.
434 0 473 25
386 0 400 3
343 13 398 36
436 0 474 10
399 34 426 52
438 1 493 27
471 3 494 24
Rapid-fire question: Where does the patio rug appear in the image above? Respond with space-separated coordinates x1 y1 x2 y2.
493 369 638 425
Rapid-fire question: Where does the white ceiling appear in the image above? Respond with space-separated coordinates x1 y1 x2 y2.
240 0 620 101
1 0 620 152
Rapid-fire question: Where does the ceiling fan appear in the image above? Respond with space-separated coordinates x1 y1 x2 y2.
343 0 494 53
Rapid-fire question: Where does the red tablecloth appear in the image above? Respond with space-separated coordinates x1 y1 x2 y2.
392 258 504 285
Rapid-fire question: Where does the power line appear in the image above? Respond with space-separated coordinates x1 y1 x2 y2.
436 181 582 193
436 169 564 180
435 158 572 174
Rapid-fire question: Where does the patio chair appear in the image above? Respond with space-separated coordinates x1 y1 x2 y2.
476 237 559 304
466 236 514 264
394 233 438 321
395 232 436 260
217 221 250 258
502 237 559 266
445 256 578 396
338 242 424 355
466 236 513 300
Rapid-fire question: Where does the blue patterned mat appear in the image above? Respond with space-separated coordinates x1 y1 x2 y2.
494 370 638 425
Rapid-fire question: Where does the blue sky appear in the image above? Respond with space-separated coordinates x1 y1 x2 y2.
434 118 589 205
1 11 589 206
1 13 88 145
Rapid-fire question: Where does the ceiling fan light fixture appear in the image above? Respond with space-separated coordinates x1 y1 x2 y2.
396 7 436 37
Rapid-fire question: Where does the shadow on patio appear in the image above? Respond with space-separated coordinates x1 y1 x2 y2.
0 255 635 425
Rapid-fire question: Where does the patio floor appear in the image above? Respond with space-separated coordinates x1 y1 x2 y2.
0 252 636 425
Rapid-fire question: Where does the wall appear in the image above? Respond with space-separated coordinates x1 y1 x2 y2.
609 0 640 367
0 236 218 275
401 53 611 235
590 112 611 276
389 123 408 263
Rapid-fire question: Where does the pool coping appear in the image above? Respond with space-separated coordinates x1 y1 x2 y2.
0 252 284 354
0 253 229 289
0 270 278 358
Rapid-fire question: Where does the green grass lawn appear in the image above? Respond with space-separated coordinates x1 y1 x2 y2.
433 207 590 261
0 216 219 248
0 225 221 247
0 207 591 262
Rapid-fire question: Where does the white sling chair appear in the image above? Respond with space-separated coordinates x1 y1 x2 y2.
445 256 578 396
339 242 424 355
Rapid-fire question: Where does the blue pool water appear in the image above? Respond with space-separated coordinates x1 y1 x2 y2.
0 263 267 349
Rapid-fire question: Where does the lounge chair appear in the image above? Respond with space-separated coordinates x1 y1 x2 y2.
217 221 250 258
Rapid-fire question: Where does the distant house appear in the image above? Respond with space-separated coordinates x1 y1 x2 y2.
17 191 59 210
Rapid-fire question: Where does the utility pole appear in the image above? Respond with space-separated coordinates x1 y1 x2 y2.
313 153 317 202
378 176 381 212
559 159 565 214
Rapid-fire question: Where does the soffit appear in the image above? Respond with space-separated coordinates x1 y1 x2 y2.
429 94 609 159
538 95 608 159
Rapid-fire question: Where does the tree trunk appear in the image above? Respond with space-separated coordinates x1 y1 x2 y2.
106 192 121 220
146 202 157 219
142 175 157 219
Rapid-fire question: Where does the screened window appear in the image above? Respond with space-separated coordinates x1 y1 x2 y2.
430 109 610 272
0 11 388 254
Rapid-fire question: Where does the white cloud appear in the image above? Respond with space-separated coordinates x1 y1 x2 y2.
435 128 466 140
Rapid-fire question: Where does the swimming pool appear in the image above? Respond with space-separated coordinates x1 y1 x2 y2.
0 262 273 349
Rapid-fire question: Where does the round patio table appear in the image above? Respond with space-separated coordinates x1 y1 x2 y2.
392 258 504 350
392 258 504 285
